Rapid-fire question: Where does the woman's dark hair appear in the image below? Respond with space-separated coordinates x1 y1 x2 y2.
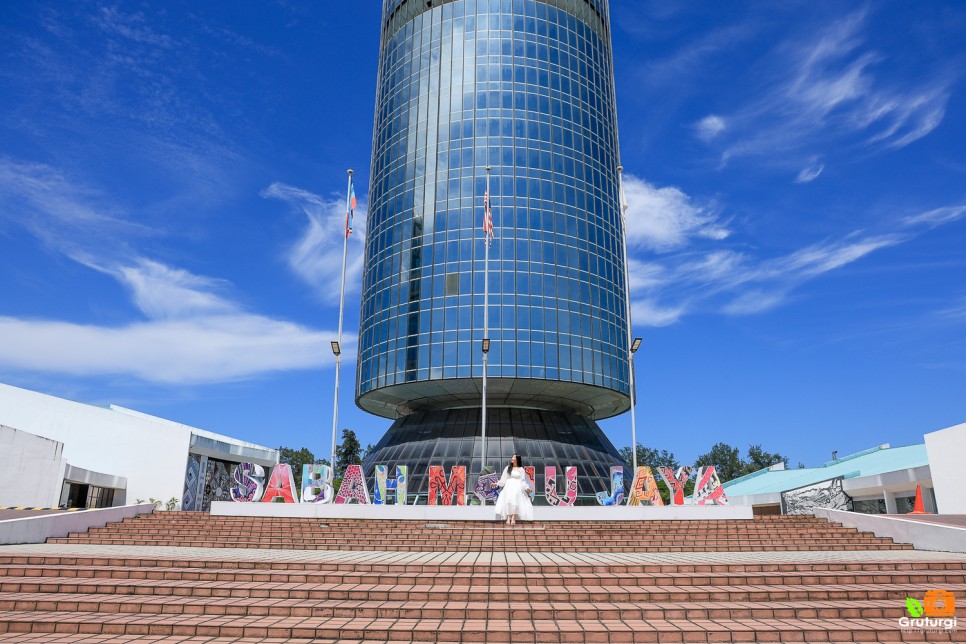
508 453 523 471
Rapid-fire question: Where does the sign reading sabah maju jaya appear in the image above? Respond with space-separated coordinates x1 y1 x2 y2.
223 462 729 507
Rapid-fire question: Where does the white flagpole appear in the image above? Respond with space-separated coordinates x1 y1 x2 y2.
481 166 491 504
331 169 353 473
618 165 638 476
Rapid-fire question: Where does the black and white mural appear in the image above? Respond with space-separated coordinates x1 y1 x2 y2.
781 476 853 515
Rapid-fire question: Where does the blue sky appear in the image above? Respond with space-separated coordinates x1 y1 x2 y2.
1 2 963 469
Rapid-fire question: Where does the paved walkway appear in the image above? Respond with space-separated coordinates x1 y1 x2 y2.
3 542 965 565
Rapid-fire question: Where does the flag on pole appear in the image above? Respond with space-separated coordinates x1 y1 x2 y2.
482 189 494 242
346 179 357 237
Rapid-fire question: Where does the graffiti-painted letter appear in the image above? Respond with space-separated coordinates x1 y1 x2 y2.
694 466 729 505
474 466 500 503
301 464 334 504
230 462 265 503
261 463 297 503
657 466 692 506
627 467 664 506
544 466 578 506
596 466 624 506
335 464 371 504
373 465 408 505
429 465 466 506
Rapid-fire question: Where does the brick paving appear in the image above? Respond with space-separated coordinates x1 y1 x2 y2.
0 514 963 642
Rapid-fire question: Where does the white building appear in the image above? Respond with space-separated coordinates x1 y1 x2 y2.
0 382 277 510
722 424 966 516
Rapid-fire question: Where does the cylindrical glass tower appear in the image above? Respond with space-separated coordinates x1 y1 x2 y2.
358 0 629 499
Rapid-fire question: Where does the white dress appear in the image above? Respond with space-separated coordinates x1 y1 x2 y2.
494 467 534 521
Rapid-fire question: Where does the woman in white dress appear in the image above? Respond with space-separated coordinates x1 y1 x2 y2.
493 454 534 525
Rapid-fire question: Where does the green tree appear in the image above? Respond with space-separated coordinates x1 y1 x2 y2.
743 444 788 475
362 442 376 462
334 428 362 478
618 445 679 470
694 442 744 482
278 446 316 490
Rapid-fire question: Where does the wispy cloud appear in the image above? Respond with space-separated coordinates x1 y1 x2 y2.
622 171 963 327
622 174 728 251
901 205 966 230
0 258 343 384
696 9 953 173
261 182 367 304
794 162 824 184
694 115 726 142
0 158 149 254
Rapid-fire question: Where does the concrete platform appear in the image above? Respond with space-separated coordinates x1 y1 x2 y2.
210 501 753 521
814 507 966 552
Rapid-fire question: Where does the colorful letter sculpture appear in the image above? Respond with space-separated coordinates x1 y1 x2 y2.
261 463 297 503
428 465 466 505
301 464 334 504
657 466 692 506
373 465 408 505
694 466 729 505
544 466 577 506
524 466 536 500
335 464 371 504
230 462 265 502
627 466 664 506
474 466 500 503
596 466 624 506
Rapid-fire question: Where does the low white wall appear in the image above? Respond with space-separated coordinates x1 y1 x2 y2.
813 508 966 553
0 503 155 545
211 501 753 521
924 423 966 514
0 425 66 507
0 383 191 505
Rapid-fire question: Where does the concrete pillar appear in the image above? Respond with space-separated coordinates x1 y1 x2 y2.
923 487 938 513
883 489 897 514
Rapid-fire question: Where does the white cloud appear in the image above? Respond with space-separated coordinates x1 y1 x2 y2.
618 173 957 327
795 163 824 183
631 300 686 327
700 10 952 171
721 290 790 316
626 258 668 292
0 158 148 252
261 182 367 304
0 258 345 384
622 173 728 251
901 205 966 229
0 314 338 384
695 115 727 141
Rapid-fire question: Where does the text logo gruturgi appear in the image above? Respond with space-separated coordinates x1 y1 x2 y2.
901 590 957 632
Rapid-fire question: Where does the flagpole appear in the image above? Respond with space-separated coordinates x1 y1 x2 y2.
481 166 491 505
618 165 638 477
331 169 353 473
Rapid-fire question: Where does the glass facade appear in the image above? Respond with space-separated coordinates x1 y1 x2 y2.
357 0 630 494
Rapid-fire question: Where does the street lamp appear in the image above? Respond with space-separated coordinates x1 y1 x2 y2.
481 338 491 353
330 341 341 356
631 337 642 353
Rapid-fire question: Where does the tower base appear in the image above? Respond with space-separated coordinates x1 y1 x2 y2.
362 408 629 503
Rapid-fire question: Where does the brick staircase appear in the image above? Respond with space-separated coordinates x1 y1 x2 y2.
48 513 914 552
0 514 963 642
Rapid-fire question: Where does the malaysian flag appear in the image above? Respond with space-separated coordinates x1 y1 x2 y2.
346 179 357 237
482 189 494 242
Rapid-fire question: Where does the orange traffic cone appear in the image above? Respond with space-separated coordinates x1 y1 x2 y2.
909 484 931 515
